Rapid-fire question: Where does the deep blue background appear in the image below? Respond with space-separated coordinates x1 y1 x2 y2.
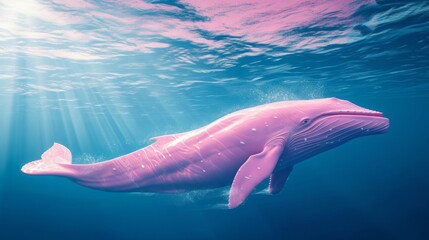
1 94 428 240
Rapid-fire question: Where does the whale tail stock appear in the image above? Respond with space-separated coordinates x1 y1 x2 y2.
21 143 75 177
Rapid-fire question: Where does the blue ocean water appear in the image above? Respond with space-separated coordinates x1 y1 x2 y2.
0 0 428 239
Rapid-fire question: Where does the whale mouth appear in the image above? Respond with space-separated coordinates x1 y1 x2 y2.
327 110 383 118
325 110 389 133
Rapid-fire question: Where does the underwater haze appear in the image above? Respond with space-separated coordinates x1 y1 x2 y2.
1 0 429 239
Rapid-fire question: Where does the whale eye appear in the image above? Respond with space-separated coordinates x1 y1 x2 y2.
301 118 310 125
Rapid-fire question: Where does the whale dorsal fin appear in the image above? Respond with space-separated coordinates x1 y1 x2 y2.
150 133 184 144
228 143 284 208
268 166 293 194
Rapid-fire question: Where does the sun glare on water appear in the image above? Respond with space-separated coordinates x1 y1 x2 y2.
1 0 44 30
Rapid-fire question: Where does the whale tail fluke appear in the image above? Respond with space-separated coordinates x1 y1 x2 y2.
21 143 75 177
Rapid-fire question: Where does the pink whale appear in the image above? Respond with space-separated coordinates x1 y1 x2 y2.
21 98 389 208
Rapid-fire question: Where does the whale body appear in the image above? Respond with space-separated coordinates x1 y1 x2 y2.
21 98 389 208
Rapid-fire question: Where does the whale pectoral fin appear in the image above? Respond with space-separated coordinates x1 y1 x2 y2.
228 144 284 209
268 166 293 194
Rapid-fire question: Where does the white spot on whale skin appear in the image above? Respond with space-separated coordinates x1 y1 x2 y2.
257 167 261 170
217 152 222 155
112 168 117 171
240 141 246 145
304 138 307 142
137 153 141 156
244 176 251 180
273 116 278 119
209 134 214 138
141 165 145 168
251 128 256 131
202 169 206 173
200 159 204 163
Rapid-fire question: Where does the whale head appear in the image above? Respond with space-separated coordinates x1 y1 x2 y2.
282 98 389 163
